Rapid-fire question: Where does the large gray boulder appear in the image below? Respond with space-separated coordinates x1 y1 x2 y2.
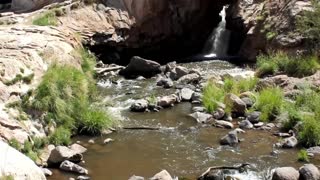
220 130 239 146
281 136 298 148
0 141 46 180
48 146 83 164
119 56 161 78
60 160 88 175
189 112 212 124
247 111 261 124
130 99 149 112
180 88 194 101
272 167 299 180
299 164 320 180
224 93 246 115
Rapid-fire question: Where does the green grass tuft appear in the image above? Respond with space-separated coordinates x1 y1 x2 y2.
254 87 284 122
256 52 319 77
202 81 225 113
49 127 72 146
32 11 58 26
299 115 320 147
298 149 309 162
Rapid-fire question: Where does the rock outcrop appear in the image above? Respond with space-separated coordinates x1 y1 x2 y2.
0 25 80 143
0 141 46 180
227 0 313 61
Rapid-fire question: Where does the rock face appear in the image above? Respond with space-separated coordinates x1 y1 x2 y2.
299 164 320 180
11 0 64 12
0 141 46 180
272 167 299 180
227 0 313 61
119 56 161 78
0 25 80 143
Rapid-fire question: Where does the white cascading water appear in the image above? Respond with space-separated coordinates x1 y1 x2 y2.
203 6 230 58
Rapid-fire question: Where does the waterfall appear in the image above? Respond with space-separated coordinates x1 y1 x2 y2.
203 6 230 58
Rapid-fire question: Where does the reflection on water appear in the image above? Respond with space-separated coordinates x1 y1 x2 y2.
49 61 304 180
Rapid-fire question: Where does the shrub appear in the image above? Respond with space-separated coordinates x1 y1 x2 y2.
299 115 320 147
202 82 225 113
8 139 22 151
32 64 88 128
32 11 58 26
49 127 72 146
256 54 279 77
79 48 96 74
284 56 319 77
281 105 303 131
223 77 257 95
32 137 48 150
254 87 284 121
78 107 113 135
256 52 319 77
298 149 309 162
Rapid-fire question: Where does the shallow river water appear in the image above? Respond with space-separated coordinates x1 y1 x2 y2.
49 60 309 180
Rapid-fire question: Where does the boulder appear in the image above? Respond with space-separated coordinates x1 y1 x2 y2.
119 56 161 78
254 122 264 128
175 66 189 79
190 112 213 124
41 168 52 176
69 143 87 154
103 138 114 144
48 146 83 164
191 92 203 104
180 88 194 101
224 93 246 115
247 111 261 124
281 136 298 148
130 99 149 112
192 106 206 112
77 176 91 180
213 108 225 120
307 146 320 157
220 130 239 146
198 169 223 180
60 160 88 175
214 120 234 129
156 78 174 88
177 73 201 85
272 167 299 180
241 97 254 108
0 141 46 180
129 175 145 180
158 94 178 108
239 120 253 129
150 170 173 180
299 164 320 180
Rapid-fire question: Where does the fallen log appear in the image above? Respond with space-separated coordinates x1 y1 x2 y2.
95 66 125 74
198 163 250 179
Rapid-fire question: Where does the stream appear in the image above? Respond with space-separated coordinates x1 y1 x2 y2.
49 60 306 180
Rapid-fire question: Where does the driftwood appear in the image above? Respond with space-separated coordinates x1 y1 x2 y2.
95 66 124 74
123 126 160 130
198 163 250 179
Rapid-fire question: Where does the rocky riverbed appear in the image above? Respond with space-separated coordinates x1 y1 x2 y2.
46 58 320 180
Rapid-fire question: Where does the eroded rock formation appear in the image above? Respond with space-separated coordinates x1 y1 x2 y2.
227 0 313 61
